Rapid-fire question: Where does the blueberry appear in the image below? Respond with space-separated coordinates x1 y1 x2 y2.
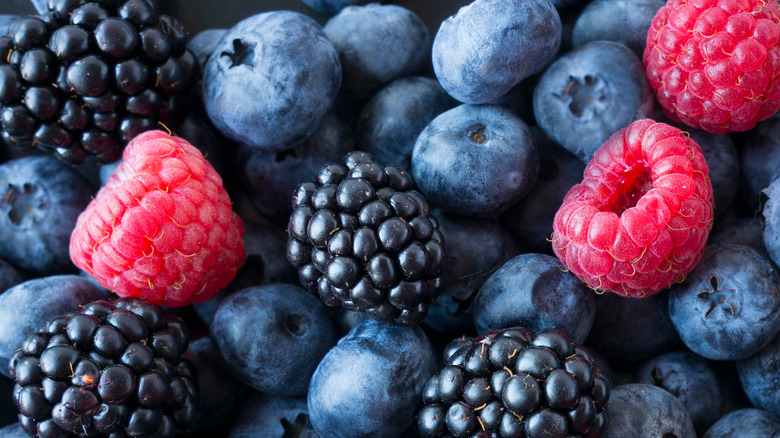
210 283 338 396
686 129 738 222
703 408 780 437
0 422 25 437
323 4 430 100
634 351 724 433
669 243 780 361
0 275 109 378
229 392 315 437
432 0 561 103
186 28 228 68
739 112 780 213
472 253 595 344
759 174 780 266
604 384 696 437
308 319 436 437
300 0 372 15
412 104 539 217
533 40 653 162
571 0 665 57
0 156 95 275
737 331 780 418
709 217 766 255
202 10 341 151
356 76 456 170
0 375 14 427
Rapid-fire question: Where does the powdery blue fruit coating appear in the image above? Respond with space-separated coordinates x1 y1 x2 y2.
202 10 341 151
472 253 595 344
356 76 457 170
737 332 780 418
740 113 780 213
308 319 436 438
760 170 780 266
0 156 94 275
668 243 780 361
210 283 338 396
703 408 780 438
0 422 25 438
412 104 539 217
228 393 314 437
687 129 738 222
0 275 109 378
604 384 696 438
301 0 372 15
431 0 561 104
187 28 229 68
634 351 724 434
572 0 665 57
533 40 654 162
323 4 430 100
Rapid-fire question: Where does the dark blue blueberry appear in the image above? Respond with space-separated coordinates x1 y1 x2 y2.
669 243 780 361
323 4 430 100
740 112 780 213
308 319 436 437
412 104 539 217
356 76 456 170
432 0 561 103
686 129 738 222
229 392 316 437
0 275 109 378
709 217 766 255
472 253 595 344
604 384 696 437
737 331 780 418
0 258 23 294
0 422 25 437
300 0 372 15
210 283 338 396
572 0 665 57
760 174 780 267
202 10 341 151
703 408 780 437
186 28 228 68
0 156 95 275
634 350 724 433
237 111 354 223
586 290 680 365
533 40 653 162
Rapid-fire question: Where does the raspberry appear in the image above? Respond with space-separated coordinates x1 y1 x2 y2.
69 130 245 307
644 0 780 133
551 119 714 298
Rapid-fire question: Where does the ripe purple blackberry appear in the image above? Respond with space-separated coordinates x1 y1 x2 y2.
8 297 198 438
418 328 610 438
286 150 445 325
0 0 198 164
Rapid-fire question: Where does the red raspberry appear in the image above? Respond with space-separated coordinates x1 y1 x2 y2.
551 119 714 298
644 0 780 133
69 130 245 307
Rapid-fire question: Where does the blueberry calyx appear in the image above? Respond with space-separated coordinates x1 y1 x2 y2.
221 38 255 69
555 74 607 118
697 275 737 318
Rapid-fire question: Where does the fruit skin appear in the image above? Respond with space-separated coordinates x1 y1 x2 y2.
0 275 109 379
69 130 245 308
307 318 436 438
187 28 228 69
644 0 780 133
737 330 780 418
210 283 338 396
431 0 561 104
0 422 25 437
551 119 714 298
740 113 780 213
202 10 341 151
703 408 780 437
534 40 654 162
759 172 780 266
603 384 696 438
412 104 539 217
572 0 665 57
300 0 372 15
228 393 315 438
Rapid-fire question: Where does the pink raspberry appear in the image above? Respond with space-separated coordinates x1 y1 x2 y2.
644 0 780 133
69 130 245 307
551 119 714 298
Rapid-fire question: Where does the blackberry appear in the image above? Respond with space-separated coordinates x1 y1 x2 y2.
286 150 445 325
0 0 198 164
8 297 198 438
418 328 610 438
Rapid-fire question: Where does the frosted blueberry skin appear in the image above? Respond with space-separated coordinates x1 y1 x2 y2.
0 275 109 378
738 333 780 418
411 104 539 217
668 243 780 361
187 28 228 68
605 384 697 438
308 319 436 438
0 422 25 437
202 10 341 151
740 113 780 213
703 408 780 437
323 4 430 100
572 0 665 57
229 392 315 438
300 0 372 15
356 76 456 170
210 283 338 396
431 0 561 104
533 40 653 162
472 253 595 344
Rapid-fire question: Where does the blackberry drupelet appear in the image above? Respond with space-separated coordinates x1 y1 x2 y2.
286 150 445 325
8 297 198 438
0 0 198 163
418 328 610 438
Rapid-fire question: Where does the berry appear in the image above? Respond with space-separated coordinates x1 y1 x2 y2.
69 130 245 308
571 0 664 58
8 297 198 438
703 408 780 437
417 327 610 438
0 1 198 163
644 0 780 133
286 151 445 326
551 119 714 298
604 384 695 437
